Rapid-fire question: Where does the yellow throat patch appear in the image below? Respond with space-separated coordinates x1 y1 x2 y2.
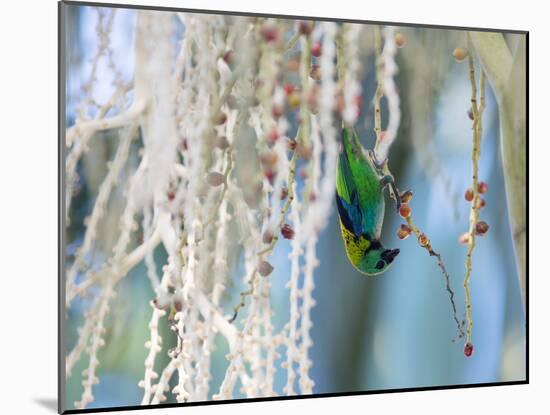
339 220 371 267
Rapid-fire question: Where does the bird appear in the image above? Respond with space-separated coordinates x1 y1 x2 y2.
335 127 400 275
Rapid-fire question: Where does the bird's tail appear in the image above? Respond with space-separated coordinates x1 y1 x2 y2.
341 127 363 161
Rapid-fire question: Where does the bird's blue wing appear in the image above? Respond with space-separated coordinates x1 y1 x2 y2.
336 145 364 236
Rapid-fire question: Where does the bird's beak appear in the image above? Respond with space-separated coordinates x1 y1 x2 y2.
382 248 400 263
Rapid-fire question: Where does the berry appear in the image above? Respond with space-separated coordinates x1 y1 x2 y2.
213 111 227 125
397 224 411 240
399 203 411 218
418 233 429 247
264 169 276 184
478 181 488 194
309 64 321 81
296 143 312 160
260 150 278 168
258 260 274 277
287 58 300 72
215 136 230 150
458 233 470 245
395 32 406 48
268 127 279 144
223 50 234 65
464 342 474 357
262 230 274 244
475 221 489 236
453 47 467 62
298 21 314 35
475 198 486 209
272 105 284 119
400 190 413 204
467 108 474 120
465 188 474 202
288 92 301 109
284 83 296 95
180 138 188 151
281 224 295 239
260 25 280 42
311 42 322 57
206 172 224 187
287 138 297 151
167 190 176 201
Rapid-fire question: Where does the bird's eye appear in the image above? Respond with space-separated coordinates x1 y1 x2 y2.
376 260 385 270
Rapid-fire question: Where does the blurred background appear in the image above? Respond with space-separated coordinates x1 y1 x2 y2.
63 5 526 409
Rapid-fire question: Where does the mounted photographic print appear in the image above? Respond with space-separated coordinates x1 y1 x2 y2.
59 1 528 413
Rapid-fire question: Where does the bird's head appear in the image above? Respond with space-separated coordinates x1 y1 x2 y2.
356 246 400 276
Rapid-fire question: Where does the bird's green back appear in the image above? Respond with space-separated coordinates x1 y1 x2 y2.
336 128 385 239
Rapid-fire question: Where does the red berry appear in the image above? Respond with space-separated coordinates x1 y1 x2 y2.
397 224 411 240
281 224 295 240
264 169 276 184
476 198 486 209
399 203 411 218
464 342 474 357
475 221 489 236
298 21 313 35
223 50 234 65
284 83 295 95
286 138 297 151
465 188 474 202
311 42 322 57
167 190 176 201
260 25 280 42
478 181 488 194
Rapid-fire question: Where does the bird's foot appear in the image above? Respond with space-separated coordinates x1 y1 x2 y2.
379 175 402 212
368 149 388 172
